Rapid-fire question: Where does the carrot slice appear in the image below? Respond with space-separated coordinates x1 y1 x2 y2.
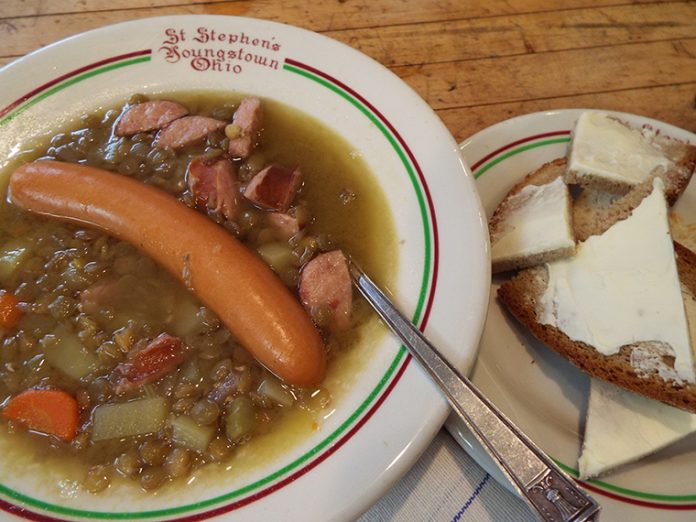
0 290 22 329
3 389 79 441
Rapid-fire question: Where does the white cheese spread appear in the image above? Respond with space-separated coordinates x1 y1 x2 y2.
539 178 695 383
491 177 574 264
568 111 672 185
579 378 696 479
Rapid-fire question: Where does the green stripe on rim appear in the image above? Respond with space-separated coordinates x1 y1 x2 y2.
553 460 696 502
0 56 151 127
0 56 435 520
283 61 433 318
475 132 696 506
473 137 570 179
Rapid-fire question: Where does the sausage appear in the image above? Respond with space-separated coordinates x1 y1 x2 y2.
155 116 226 150
9 161 326 386
244 164 301 212
299 250 353 332
228 136 253 160
187 156 239 221
115 100 189 136
228 97 263 159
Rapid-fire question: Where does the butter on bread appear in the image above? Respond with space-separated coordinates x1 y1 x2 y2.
573 164 696 242
490 111 696 479
579 378 696 479
489 159 575 273
498 180 696 412
565 111 696 202
577 236 696 478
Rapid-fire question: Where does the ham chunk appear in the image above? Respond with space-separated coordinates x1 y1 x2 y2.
155 116 226 150
299 250 352 331
227 97 263 159
187 156 239 220
267 213 301 240
115 100 189 136
244 164 301 212
113 334 187 394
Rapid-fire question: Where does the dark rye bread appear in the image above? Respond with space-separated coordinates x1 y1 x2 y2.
564 118 696 199
572 141 694 241
573 170 695 242
495 153 694 249
498 241 696 413
572 178 656 242
489 159 575 273
658 139 696 204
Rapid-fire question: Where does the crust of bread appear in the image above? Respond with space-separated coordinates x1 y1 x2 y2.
489 159 575 273
564 119 696 203
671 214 696 256
491 245 575 274
655 137 696 204
497 241 696 413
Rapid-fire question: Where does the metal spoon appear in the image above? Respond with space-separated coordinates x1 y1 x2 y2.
350 263 600 522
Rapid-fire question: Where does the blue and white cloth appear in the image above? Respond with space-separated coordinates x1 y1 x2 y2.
359 430 536 521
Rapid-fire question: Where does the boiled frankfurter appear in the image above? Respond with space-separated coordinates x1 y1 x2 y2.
9 160 326 386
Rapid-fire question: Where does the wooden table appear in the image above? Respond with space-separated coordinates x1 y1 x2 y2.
3 2 694 519
4 0 695 143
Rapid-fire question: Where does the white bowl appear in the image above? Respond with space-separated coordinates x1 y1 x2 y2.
0 15 489 521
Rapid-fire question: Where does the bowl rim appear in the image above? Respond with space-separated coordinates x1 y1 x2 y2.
0 14 491 521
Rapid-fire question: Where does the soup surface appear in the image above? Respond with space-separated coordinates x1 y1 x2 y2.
0 92 396 494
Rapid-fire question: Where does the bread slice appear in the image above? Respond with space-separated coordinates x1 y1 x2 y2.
572 177 657 241
489 159 575 273
499 240 696 413
671 213 696 254
579 263 696 478
564 111 696 200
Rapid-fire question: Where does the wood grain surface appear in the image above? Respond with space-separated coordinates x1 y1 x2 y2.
2 0 695 141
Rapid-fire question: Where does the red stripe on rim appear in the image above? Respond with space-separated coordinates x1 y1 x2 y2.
0 357 413 522
0 55 437 521
285 57 440 330
0 49 152 119
469 130 571 172
581 480 696 511
0 500 58 522
175 357 414 522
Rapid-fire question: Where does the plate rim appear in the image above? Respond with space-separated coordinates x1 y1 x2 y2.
452 108 696 517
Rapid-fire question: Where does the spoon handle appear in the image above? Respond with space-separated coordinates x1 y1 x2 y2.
350 264 600 522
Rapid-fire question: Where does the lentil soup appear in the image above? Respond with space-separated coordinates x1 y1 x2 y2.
0 92 396 495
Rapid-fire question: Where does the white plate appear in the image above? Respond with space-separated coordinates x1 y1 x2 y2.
0 15 490 522
451 109 696 521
